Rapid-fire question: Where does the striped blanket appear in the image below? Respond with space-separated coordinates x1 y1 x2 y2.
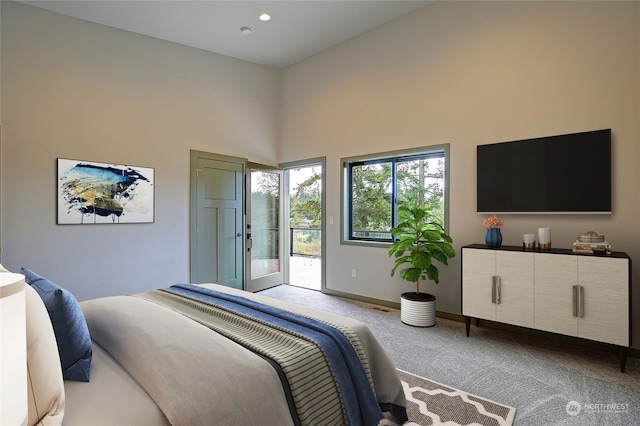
135 284 384 426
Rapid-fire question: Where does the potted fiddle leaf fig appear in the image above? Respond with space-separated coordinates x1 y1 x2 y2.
389 204 456 327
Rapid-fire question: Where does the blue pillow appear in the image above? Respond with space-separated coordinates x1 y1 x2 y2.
21 267 92 382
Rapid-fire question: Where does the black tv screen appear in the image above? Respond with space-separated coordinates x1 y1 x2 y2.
477 129 611 214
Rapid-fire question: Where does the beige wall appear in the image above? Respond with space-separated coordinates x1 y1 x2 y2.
0 1 3 254
280 1 640 347
0 2 280 300
2 1 639 348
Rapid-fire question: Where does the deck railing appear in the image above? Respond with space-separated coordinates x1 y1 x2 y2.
289 227 321 258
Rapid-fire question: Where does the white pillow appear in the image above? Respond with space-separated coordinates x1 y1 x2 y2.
25 283 65 425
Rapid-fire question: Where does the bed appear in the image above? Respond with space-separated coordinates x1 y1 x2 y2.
21 266 407 426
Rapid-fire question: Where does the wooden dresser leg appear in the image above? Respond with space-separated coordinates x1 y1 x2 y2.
618 347 628 373
465 316 471 337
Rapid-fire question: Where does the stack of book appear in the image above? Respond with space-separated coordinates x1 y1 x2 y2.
572 241 612 254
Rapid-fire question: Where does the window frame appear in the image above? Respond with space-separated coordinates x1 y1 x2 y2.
340 144 450 248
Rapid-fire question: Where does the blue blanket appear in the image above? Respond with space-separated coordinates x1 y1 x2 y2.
166 284 384 426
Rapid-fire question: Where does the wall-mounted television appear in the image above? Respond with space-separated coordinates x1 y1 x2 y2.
477 129 611 214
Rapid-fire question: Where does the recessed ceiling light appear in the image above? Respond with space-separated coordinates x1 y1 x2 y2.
259 12 271 22
240 26 252 35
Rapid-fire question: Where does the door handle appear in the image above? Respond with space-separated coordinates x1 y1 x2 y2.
246 233 252 250
236 233 242 237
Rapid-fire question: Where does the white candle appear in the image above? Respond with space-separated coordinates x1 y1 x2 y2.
538 228 551 249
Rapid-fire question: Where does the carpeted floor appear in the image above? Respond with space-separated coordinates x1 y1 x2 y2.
259 284 640 426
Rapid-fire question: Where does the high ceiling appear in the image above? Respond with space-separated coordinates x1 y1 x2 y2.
20 1 431 68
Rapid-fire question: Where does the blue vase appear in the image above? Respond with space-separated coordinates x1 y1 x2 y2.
485 228 502 248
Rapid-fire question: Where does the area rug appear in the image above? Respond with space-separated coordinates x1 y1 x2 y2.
385 369 516 426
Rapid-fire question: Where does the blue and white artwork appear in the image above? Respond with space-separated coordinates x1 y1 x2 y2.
57 158 154 224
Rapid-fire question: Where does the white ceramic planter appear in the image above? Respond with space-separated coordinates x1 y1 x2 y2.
400 292 436 327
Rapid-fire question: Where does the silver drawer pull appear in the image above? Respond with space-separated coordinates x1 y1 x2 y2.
492 276 501 304
572 285 585 318
577 286 585 318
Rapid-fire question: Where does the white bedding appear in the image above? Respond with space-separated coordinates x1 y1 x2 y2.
64 283 406 425
64 344 169 426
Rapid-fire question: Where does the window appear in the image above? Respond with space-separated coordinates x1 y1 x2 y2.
342 144 449 244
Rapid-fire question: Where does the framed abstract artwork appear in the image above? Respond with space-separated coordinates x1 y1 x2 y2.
57 158 154 224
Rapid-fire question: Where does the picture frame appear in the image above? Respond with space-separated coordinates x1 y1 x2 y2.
57 158 154 224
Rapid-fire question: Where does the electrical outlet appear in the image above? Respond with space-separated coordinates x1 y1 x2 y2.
351 269 357 278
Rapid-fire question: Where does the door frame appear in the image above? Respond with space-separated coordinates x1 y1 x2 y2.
279 157 326 292
189 152 325 293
